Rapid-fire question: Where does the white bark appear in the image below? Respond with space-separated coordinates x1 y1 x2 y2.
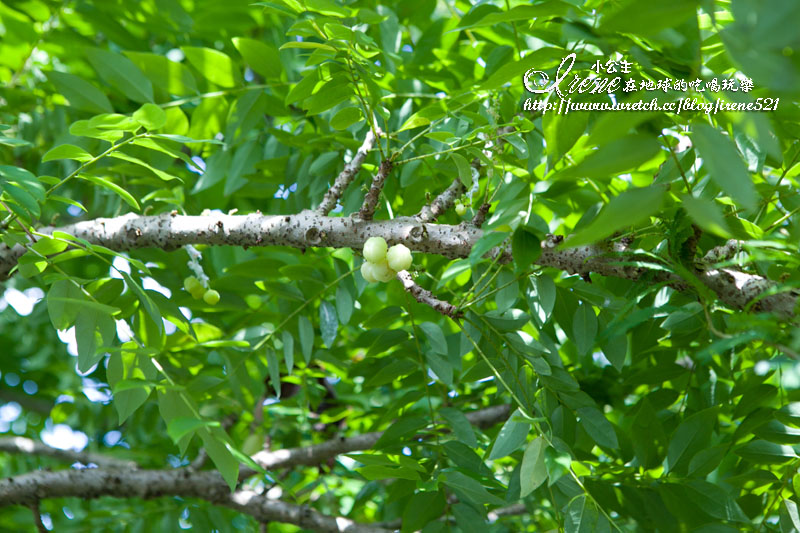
0 212 794 317
0 468 393 532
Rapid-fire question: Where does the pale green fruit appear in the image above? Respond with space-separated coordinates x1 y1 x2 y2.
386 244 412 272
184 276 202 294
203 289 220 305
455 203 467 216
371 260 397 283
189 285 206 300
361 261 378 283
363 236 388 263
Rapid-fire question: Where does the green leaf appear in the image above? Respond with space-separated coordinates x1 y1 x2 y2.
439 407 477 448
375 416 428 449
46 71 113 113
735 440 798 464
182 47 241 88
47 280 85 329
511 226 541 272
488 409 530 460
167 417 220 444
85 48 154 103
681 195 732 238
401 491 446 533
42 144 94 163
335 285 353 325
121 273 163 336
45 297 120 316
107 152 178 181
543 110 588 169
80 175 140 210
601 0 697 36
266 347 281 397
305 0 351 17
469 231 508 264
556 135 662 181
31 237 68 256
133 103 167 131
572 303 598 355
566 186 666 247
458 2 571 29
319 301 338 347
232 37 282 79
781 500 800 533
281 331 294 374
442 471 505 506
577 406 619 449
450 152 473 188
298 315 313 364
419 321 447 355
691 122 758 212
666 407 718 475
123 51 198 96
564 495 609 533
520 437 548 497
330 107 363 130
110 346 158 424
199 426 239 491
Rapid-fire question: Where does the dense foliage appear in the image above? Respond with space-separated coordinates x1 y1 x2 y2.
1 0 800 531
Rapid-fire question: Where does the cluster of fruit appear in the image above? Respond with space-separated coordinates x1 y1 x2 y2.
183 276 220 305
360 237 412 283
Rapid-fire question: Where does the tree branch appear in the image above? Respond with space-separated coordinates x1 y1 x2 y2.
246 404 509 474
537 234 797 317
397 270 461 317
416 179 466 223
0 469 392 533
0 437 137 469
356 159 394 220
317 129 379 216
0 213 795 317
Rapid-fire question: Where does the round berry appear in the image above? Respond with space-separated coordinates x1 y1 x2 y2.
189 285 206 300
455 203 466 216
360 261 378 283
203 289 220 305
363 236 388 263
184 276 202 293
371 261 397 283
386 244 412 272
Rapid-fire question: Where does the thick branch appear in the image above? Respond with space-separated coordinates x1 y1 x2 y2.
0 213 794 317
416 179 466 223
0 468 391 533
0 437 137 469
537 235 797 317
356 159 394 220
317 130 379 216
397 270 461 317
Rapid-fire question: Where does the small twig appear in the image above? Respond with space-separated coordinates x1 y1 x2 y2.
397 270 462 318
317 129 379 216
471 203 491 227
31 500 46 533
356 159 394 220
416 179 466 223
